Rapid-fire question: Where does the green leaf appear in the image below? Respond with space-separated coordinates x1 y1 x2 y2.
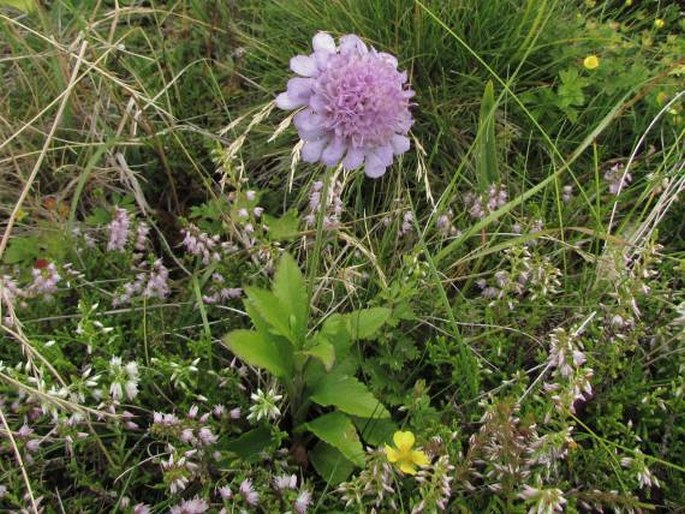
344 307 391 340
222 425 274 462
303 412 365 467
476 80 498 189
244 287 295 344
3 236 40 265
0 0 36 12
303 338 335 372
321 314 352 359
223 329 292 379
310 374 390 418
273 253 308 341
309 441 356 484
264 209 300 241
351 416 397 446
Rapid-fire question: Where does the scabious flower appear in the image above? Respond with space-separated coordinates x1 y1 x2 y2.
385 430 430 475
276 32 415 178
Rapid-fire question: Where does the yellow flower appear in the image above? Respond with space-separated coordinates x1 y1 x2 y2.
624 0 632 6
583 55 600 70
384 430 430 475
654 19 665 29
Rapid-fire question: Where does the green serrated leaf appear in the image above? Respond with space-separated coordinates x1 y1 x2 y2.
264 209 300 241
223 329 292 379
344 307 391 340
273 253 308 341
309 441 356 484
303 412 365 467
303 338 335 372
244 287 295 344
321 314 352 358
3 237 40 264
310 374 389 418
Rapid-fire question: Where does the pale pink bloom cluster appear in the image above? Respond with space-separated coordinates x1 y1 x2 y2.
169 496 209 514
543 327 593 413
519 485 567 514
464 184 508 219
180 224 222 265
29 262 61 300
202 273 242 304
276 32 414 178
604 163 632 195
112 259 170 306
107 207 131 252
303 179 344 228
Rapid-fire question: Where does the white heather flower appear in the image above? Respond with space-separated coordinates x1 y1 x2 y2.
107 207 131 252
246 190 256 201
276 32 415 178
247 388 283 422
109 357 140 401
519 485 567 513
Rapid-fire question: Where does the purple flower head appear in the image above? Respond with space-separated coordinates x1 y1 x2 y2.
276 32 415 178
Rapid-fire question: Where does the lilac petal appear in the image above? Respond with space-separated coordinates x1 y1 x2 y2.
390 134 410 155
301 138 328 163
373 144 394 167
321 138 347 167
364 152 387 178
275 92 304 110
339 34 367 55
286 77 314 103
290 55 318 77
377 52 398 68
342 147 365 170
294 111 325 140
312 32 336 53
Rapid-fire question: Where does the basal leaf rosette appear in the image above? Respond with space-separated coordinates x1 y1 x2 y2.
276 32 415 179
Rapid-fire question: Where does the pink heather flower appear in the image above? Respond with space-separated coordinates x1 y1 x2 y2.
294 490 312 514
239 479 259 506
107 207 131 252
276 32 415 178
169 496 209 514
